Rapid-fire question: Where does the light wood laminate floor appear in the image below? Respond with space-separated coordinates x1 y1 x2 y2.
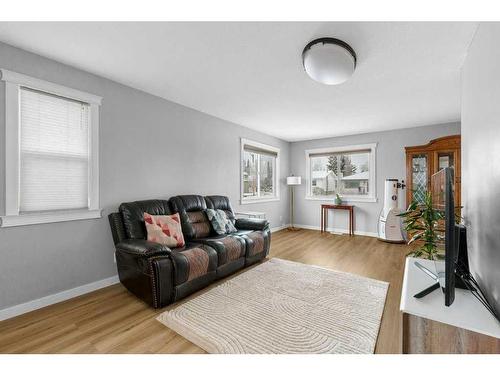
0 229 409 353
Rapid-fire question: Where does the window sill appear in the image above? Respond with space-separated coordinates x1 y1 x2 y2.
0 209 102 227
305 196 378 203
240 197 280 205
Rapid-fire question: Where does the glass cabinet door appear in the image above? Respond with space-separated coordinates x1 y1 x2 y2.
437 152 454 171
411 154 428 204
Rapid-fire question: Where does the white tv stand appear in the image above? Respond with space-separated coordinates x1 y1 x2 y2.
400 257 500 353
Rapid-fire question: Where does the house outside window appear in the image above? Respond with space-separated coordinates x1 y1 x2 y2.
305 143 377 203
241 138 280 204
0 69 102 227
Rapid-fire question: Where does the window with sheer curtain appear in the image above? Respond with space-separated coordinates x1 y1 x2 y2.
1 69 101 227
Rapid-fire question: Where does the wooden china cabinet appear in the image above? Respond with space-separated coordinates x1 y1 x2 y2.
405 135 461 207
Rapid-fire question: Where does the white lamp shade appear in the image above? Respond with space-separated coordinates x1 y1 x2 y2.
287 176 302 185
303 42 355 85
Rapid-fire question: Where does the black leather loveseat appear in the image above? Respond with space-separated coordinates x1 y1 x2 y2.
108 195 270 308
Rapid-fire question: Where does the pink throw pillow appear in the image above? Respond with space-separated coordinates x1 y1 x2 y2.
144 212 185 248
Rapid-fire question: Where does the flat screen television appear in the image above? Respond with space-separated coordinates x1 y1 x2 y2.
431 168 499 320
431 167 457 306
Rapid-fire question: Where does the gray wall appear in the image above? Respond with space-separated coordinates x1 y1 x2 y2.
462 23 500 316
0 39 470 313
0 42 290 310
290 123 460 234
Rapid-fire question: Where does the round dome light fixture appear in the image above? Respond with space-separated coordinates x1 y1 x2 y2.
302 38 357 85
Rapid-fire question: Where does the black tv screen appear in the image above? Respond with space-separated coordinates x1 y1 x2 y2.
431 167 456 306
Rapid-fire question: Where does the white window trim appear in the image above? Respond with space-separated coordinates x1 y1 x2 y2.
240 138 280 205
305 143 378 203
0 69 102 227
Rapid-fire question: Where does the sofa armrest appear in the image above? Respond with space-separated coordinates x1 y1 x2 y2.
235 218 270 231
115 249 174 308
116 239 171 257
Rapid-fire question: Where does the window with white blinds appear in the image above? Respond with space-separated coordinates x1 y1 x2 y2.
1 69 102 227
20 88 90 212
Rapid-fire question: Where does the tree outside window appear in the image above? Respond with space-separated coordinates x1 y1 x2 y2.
310 152 370 197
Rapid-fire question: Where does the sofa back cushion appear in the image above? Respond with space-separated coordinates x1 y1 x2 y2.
119 199 172 239
205 195 236 224
169 195 211 239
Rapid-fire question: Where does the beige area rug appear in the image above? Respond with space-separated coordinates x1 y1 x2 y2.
157 258 389 354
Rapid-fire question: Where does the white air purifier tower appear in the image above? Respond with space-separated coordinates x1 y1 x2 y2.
378 179 406 243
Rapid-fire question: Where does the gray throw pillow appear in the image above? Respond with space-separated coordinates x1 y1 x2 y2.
205 208 237 235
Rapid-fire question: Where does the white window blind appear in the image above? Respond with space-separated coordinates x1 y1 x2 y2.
19 87 90 212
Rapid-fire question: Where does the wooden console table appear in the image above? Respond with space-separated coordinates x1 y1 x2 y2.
320 204 354 236
401 257 500 353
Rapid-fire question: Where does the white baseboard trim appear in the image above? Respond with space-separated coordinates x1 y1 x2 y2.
292 224 378 238
0 275 119 322
270 224 290 233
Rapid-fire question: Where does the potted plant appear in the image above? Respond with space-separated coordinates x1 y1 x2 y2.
335 193 342 205
397 192 444 260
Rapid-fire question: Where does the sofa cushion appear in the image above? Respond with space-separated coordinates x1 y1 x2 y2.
186 211 211 238
194 234 246 266
172 195 207 211
219 236 245 261
182 247 210 281
205 208 237 235
170 243 218 285
205 195 236 224
246 231 266 257
120 199 172 240
170 195 213 239
144 212 185 248
234 230 270 264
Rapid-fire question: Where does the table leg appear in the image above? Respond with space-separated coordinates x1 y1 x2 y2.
352 209 355 236
320 206 323 233
350 208 354 236
347 209 350 236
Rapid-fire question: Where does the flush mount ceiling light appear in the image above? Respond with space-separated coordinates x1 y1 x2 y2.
302 38 357 85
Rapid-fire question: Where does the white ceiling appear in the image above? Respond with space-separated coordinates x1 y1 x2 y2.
0 22 478 141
